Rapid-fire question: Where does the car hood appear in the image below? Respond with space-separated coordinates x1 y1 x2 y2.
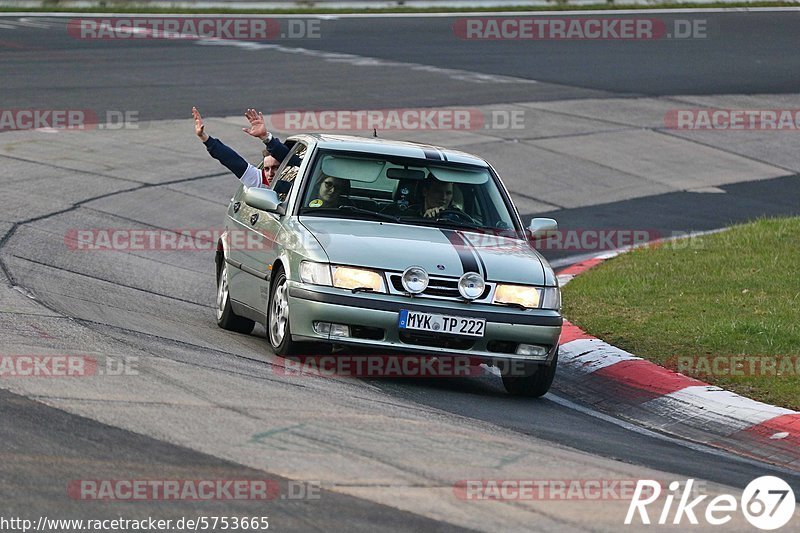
300 217 548 285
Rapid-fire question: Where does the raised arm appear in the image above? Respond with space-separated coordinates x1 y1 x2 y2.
193 107 261 188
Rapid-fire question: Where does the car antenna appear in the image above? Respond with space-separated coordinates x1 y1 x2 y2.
373 128 378 138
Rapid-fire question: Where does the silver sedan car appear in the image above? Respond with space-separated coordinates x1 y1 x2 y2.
215 134 562 396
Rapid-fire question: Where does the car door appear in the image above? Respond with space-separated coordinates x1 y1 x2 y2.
229 141 308 315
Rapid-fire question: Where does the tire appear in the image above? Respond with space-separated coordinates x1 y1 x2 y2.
266 267 302 356
216 261 255 334
501 348 558 397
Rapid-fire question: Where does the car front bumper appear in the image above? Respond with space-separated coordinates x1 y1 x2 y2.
287 282 562 365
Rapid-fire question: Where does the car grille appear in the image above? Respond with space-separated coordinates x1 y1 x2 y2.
388 274 492 301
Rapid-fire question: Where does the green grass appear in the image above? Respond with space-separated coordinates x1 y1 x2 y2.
562 217 800 410
3 1 799 14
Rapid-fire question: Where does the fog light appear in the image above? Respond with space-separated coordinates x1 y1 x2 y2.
401 266 429 294
515 344 548 357
313 322 331 335
329 324 350 338
458 272 485 300
313 322 350 338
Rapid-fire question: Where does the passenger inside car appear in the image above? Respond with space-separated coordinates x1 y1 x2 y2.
307 174 351 208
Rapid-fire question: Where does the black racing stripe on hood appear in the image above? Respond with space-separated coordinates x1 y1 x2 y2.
441 229 480 275
469 238 488 278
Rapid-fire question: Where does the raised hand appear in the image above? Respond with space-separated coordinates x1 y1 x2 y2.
192 106 208 142
243 108 269 140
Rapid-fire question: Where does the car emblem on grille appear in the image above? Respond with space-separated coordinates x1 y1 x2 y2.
437 264 446 270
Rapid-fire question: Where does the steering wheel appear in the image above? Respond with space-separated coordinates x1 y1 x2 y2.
437 208 479 225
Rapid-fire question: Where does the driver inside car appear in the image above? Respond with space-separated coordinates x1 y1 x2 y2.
420 178 455 218
381 174 470 221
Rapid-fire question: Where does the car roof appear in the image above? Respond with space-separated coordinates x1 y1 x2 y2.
292 133 490 168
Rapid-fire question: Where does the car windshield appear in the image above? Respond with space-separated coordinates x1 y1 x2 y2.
298 150 518 233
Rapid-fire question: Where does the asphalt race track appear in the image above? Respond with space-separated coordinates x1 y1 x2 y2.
1 10 799 532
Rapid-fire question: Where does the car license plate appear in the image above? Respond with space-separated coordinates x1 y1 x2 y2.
398 310 485 337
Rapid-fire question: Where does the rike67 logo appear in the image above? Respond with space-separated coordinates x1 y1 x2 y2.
626 477 796 530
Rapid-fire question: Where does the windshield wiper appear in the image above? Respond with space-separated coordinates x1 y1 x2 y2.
417 218 487 231
304 205 401 223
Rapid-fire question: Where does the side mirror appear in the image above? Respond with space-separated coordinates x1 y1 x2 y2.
528 217 558 237
244 187 285 215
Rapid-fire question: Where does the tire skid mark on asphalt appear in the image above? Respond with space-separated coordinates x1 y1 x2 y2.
8 313 320 422
61 317 600 515
69 318 384 397
9 254 210 308
40 319 590 531
80 203 223 229
0 167 227 287
14 216 209 276
0 152 146 185
656 127 800 175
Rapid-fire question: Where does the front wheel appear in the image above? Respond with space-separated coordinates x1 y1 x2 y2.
267 268 303 356
501 349 558 397
216 262 255 334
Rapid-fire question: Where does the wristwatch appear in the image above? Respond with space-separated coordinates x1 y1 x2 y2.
263 132 273 144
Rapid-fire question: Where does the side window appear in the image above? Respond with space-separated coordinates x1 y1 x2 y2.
271 141 307 201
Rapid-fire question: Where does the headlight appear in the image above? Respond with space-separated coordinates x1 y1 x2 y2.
493 285 561 310
299 261 332 286
494 284 539 308
332 266 385 292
